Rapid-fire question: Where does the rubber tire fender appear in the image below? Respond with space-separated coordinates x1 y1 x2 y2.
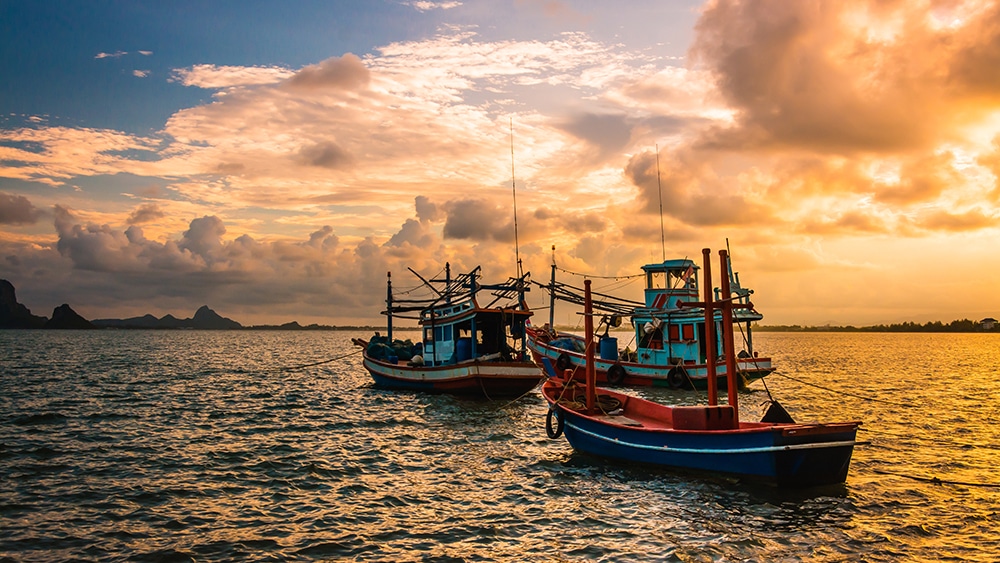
555 352 573 373
607 363 627 386
545 408 564 439
667 365 687 389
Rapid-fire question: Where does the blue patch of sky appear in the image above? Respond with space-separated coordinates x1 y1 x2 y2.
0 1 444 134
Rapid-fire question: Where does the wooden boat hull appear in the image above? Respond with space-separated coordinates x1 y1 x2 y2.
363 355 543 397
542 379 859 487
527 328 774 390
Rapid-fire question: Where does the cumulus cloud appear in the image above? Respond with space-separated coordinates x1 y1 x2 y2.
133 70 150 78
0 193 42 225
443 199 513 242
95 51 127 59
170 64 296 88
127 203 166 225
285 53 371 91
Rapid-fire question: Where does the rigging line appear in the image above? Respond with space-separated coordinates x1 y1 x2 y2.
555 266 645 280
767 371 897 404
870 468 1000 489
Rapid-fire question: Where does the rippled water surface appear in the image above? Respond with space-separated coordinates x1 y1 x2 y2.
2 330 999 562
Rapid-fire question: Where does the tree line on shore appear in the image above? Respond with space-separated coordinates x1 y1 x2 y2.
755 319 996 333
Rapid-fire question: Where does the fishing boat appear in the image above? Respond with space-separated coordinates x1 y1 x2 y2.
526 250 773 389
540 249 860 488
352 264 543 398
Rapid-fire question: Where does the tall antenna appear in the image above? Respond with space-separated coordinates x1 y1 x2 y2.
510 118 522 277
655 144 665 262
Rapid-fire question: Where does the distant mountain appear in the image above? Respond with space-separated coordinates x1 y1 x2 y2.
92 305 243 329
0 279 47 329
45 304 95 329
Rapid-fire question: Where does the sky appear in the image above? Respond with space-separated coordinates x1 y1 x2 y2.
3 0 1000 327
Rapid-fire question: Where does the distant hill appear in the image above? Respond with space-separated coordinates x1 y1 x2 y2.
2 278 382 331
0 279 47 328
93 305 242 329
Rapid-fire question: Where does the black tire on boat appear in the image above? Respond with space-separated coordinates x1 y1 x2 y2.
607 363 627 386
555 352 573 373
667 366 687 389
545 408 564 439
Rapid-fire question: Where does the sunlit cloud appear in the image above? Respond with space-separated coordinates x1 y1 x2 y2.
95 51 127 59
170 64 296 88
404 1 462 11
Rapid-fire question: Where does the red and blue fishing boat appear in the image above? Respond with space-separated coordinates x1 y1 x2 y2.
353 264 543 398
541 249 860 488
526 251 774 389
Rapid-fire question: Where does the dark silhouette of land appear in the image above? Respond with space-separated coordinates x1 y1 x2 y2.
0 278 380 330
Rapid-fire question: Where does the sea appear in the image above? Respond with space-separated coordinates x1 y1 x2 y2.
2 329 999 562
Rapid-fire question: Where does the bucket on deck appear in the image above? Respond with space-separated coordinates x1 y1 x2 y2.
599 337 618 360
456 338 472 361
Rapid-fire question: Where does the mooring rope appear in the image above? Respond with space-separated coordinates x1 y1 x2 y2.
765 370 897 404
870 468 1000 488
257 348 363 373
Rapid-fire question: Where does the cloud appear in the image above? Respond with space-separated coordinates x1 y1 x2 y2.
170 64 296 88
298 141 353 169
0 192 42 224
689 0 1000 153
95 51 127 59
133 70 150 78
138 50 153 56
285 53 371 91
415 195 441 222
442 199 512 241
127 203 166 225
404 1 462 11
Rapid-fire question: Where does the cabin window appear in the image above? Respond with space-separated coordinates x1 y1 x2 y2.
424 327 433 342
682 324 695 341
668 267 696 290
647 270 666 290
667 324 680 341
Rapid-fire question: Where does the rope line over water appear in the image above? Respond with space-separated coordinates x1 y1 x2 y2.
871 468 1000 489
766 371 897 404
259 348 363 373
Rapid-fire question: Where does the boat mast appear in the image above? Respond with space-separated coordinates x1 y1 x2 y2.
549 245 556 329
719 248 740 421
386 271 393 341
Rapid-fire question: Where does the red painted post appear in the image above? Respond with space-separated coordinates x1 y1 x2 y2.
702 248 718 406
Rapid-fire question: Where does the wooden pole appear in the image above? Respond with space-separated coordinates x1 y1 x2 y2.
702 248 718 406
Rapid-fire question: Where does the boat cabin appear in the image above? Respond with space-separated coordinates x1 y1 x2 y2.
420 299 531 367
632 259 718 366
